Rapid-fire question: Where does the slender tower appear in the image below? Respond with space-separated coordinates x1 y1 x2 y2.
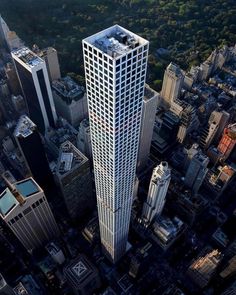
83 25 149 263
12 47 57 134
142 162 171 226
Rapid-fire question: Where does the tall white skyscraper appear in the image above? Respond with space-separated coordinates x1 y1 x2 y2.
12 47 57 133
83 25 149 263
142 162 171 226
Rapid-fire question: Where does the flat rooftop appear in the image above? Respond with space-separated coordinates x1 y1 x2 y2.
12 47 44 68
15 178 40 198
64 255 97 285
0 188 18 217
144 85 158 101
14 115 36 138
83 25 148 58
57 141 88 175
52 76 84 101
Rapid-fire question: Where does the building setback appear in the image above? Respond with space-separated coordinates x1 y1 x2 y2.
83 25 149 263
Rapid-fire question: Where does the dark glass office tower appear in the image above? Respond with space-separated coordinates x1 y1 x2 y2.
14 115 54 193
11 47 57 134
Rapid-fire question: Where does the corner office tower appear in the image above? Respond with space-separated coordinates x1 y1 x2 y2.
12 47 57 134
83 25 148 263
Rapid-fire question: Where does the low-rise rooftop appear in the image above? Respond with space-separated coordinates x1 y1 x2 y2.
57 141 88 175
12 47 44 68
14 115 36 138
52 76 85 102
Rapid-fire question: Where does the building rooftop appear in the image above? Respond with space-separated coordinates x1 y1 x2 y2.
52 76 85 102
64 254 98 286
15 178 40 198
167 62 183 77
14 115 36 138
83 25 148 58
57 141 88 175
46 242 60 256
144 85 158 101
0 178 40 218
0 188 18 217
12 47 43 68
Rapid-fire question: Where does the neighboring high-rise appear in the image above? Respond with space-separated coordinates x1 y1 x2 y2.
160 62 184 108
142 162 171 226
33 46 61 82
185 150 209 194
0 177 59 252
83 25 149 263
200 111 228 150
14 115 54 193
137 85 158 171
52 76 88 127
218 123 236 160
12 47 57 133
55 141 94 220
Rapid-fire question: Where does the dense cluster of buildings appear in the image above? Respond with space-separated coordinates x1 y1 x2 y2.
0 13 236 295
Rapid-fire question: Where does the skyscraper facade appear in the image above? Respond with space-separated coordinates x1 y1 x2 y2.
142 162 171 226
12 47 57 133
83 25 149 262
185 151 209 194
137 85 158 171
14 115 54 193
0 177 59 251
55 141 94 220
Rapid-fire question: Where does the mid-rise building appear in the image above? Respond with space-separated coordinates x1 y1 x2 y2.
160 62 184 108
14 115 54 193
55 141 94 220
33 46 61 82
0 177 59 252
184 150 209 194
187 248 222 288
12 47 57 133
83 25 148 262
142 162 171 226
64 255 101 295
137 85 158 171
177 104 199 143
218 123 236 160
52 76 88 127
200 111 227 150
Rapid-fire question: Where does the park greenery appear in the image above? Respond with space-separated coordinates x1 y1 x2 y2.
0 0 236 90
